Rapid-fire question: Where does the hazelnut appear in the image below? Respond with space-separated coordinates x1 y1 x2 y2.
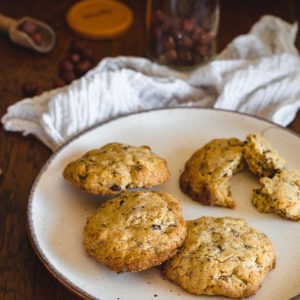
152 10 165 25
182 19 194 33
18 20 37 35
59 60 74 73
53 78 66 88
22 81 39 97
149 8 215 67
61 71 76 84
69 53 81 64
164 49 178 62
70 40 88 53
31 32 43 46
75 59 92 77
81 47 94 61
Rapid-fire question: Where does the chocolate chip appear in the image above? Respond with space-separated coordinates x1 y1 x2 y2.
152 224 162 230
110 184 122 191
135 165 143 171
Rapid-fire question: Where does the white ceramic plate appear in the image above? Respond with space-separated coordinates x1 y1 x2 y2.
27 108 300 300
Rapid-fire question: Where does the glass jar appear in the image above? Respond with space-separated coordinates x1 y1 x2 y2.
146 0 220 69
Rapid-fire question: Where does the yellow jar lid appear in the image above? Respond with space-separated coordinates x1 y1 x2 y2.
66 0 133 40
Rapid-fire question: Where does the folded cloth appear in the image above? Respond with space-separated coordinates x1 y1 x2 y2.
2 15 300 151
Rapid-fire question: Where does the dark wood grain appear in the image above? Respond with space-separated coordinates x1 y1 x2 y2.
0 1 299 299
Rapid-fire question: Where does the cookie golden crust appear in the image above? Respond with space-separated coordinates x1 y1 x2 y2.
243 133 286 177
63 142 170 195
253 169 300 221
179 138 245 208
83 190 187 273
163 216 276 299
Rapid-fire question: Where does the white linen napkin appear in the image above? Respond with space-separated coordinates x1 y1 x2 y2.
2 15 300 151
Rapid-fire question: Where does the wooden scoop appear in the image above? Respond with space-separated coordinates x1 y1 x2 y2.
0 14 55 53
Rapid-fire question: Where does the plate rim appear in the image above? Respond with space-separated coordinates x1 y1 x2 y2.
53 107 300 153
26 107 300 300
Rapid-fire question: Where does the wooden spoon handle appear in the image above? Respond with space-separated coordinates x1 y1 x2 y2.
0 14 18 32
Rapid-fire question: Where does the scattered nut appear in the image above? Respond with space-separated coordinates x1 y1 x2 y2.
75 59 91 77
61 71 76 84
59 59 74 73
53 78 66 88
22 81 39 97
69 52 81 64
53 39 95 87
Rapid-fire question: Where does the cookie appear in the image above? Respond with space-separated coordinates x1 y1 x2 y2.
243 133 286 177
180 138 245 208
163 216 276 298
253 169 300 221
83 190 187 273
63 142 170 195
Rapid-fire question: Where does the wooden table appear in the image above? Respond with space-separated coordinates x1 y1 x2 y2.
0 1 299 299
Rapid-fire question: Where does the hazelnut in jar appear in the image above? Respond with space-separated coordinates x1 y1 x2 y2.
147 0 220 69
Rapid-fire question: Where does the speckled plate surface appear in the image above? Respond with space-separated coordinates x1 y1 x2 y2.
27 108 300 300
